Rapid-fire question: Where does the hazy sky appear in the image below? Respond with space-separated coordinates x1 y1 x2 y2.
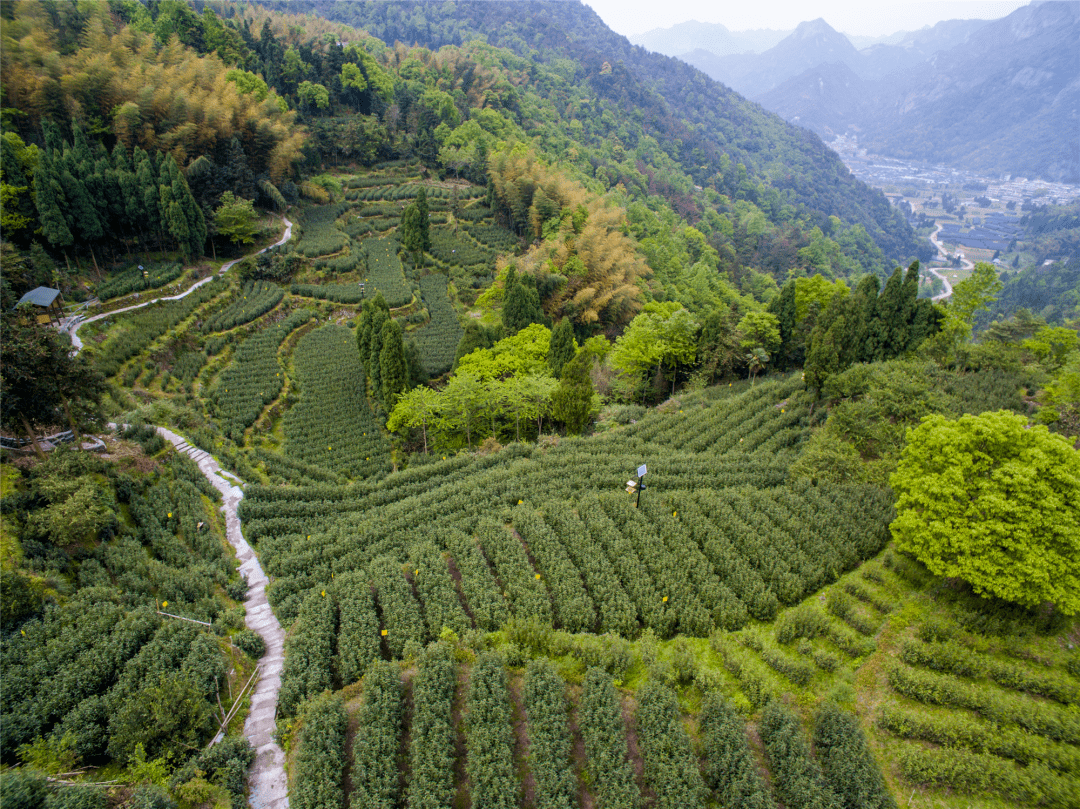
586 0 1032 38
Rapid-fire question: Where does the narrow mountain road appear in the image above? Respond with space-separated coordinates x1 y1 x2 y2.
74 219 295 809
157 429 288 809
64 217 292 350
928 223 967 303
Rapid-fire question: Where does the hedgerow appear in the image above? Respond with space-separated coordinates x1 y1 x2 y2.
475 518 552 625
370 555 427 659
523 658 576 809
407 645 458 809
635 680 707 809
813 702 896 809
292 692 348 809
278 590 337 719
351 661 405 809
760 701 840 809
409 541 472 638
887 664 1080 744
465 652 518 809
201 281 283 333
699 692 775 809
578 667 641 809
333 571 380 686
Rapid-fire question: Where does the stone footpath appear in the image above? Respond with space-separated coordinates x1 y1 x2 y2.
157 428 289 809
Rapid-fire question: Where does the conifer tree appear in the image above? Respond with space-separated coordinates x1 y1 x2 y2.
379 319 409 412
33 151 73 257
768 279 798 370
368 307 389 402
552 350 595 435
502 269 544 334
547 318 577 377
453 321 492 370
357 293 389 375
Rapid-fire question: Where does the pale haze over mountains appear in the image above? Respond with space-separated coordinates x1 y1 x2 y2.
629 1 1080 183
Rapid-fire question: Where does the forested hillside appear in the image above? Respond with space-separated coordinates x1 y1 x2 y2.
258 0 923 265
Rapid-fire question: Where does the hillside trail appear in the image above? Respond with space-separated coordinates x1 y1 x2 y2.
928 223 965 303
73 220 295 809
157 428 288 809
64 217 293 350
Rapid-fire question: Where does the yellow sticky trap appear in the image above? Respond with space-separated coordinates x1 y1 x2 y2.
380 629 388 637
535 573 542 579
662 596 668 603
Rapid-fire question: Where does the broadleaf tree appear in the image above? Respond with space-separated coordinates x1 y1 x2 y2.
889 410 1080 615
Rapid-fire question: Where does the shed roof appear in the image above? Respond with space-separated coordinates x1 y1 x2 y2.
16 287 61 308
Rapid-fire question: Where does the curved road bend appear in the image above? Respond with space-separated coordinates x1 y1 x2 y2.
65 217 292 350
928 223 968 303
72 220 294 809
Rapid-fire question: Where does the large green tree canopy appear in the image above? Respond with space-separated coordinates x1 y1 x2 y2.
889 410 1080 614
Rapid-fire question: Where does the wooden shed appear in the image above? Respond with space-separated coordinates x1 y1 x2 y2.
15 286 64 326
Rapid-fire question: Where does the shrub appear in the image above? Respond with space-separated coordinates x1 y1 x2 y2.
291 693 347 809
464 653 517 809
351 661 404 809
760 701 840 809
813 703 896 809
578 668 641 809
523 659 576 809
700 692 775 809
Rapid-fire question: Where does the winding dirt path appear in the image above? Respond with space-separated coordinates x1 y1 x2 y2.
157 429 288 809
75 220 295 809
927 223 966 303
64 218 293 350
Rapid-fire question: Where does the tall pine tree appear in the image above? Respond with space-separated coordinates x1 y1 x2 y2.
379 319 408 412
548 318 577 377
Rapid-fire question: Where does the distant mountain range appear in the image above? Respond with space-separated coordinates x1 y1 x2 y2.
637 3 1079 183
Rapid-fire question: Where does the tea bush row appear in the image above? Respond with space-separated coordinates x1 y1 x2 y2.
465 653 518 809
578 667 641 809
94 279 225 377
523 658 577 809
96 261 183 301
291 693 348 809
201 281 283 333
887 664 1080 744
411 273 463 375
283 325 392 478
408 646 458 809
879 703 1080 775
350 661 404 809
636 680 708 809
